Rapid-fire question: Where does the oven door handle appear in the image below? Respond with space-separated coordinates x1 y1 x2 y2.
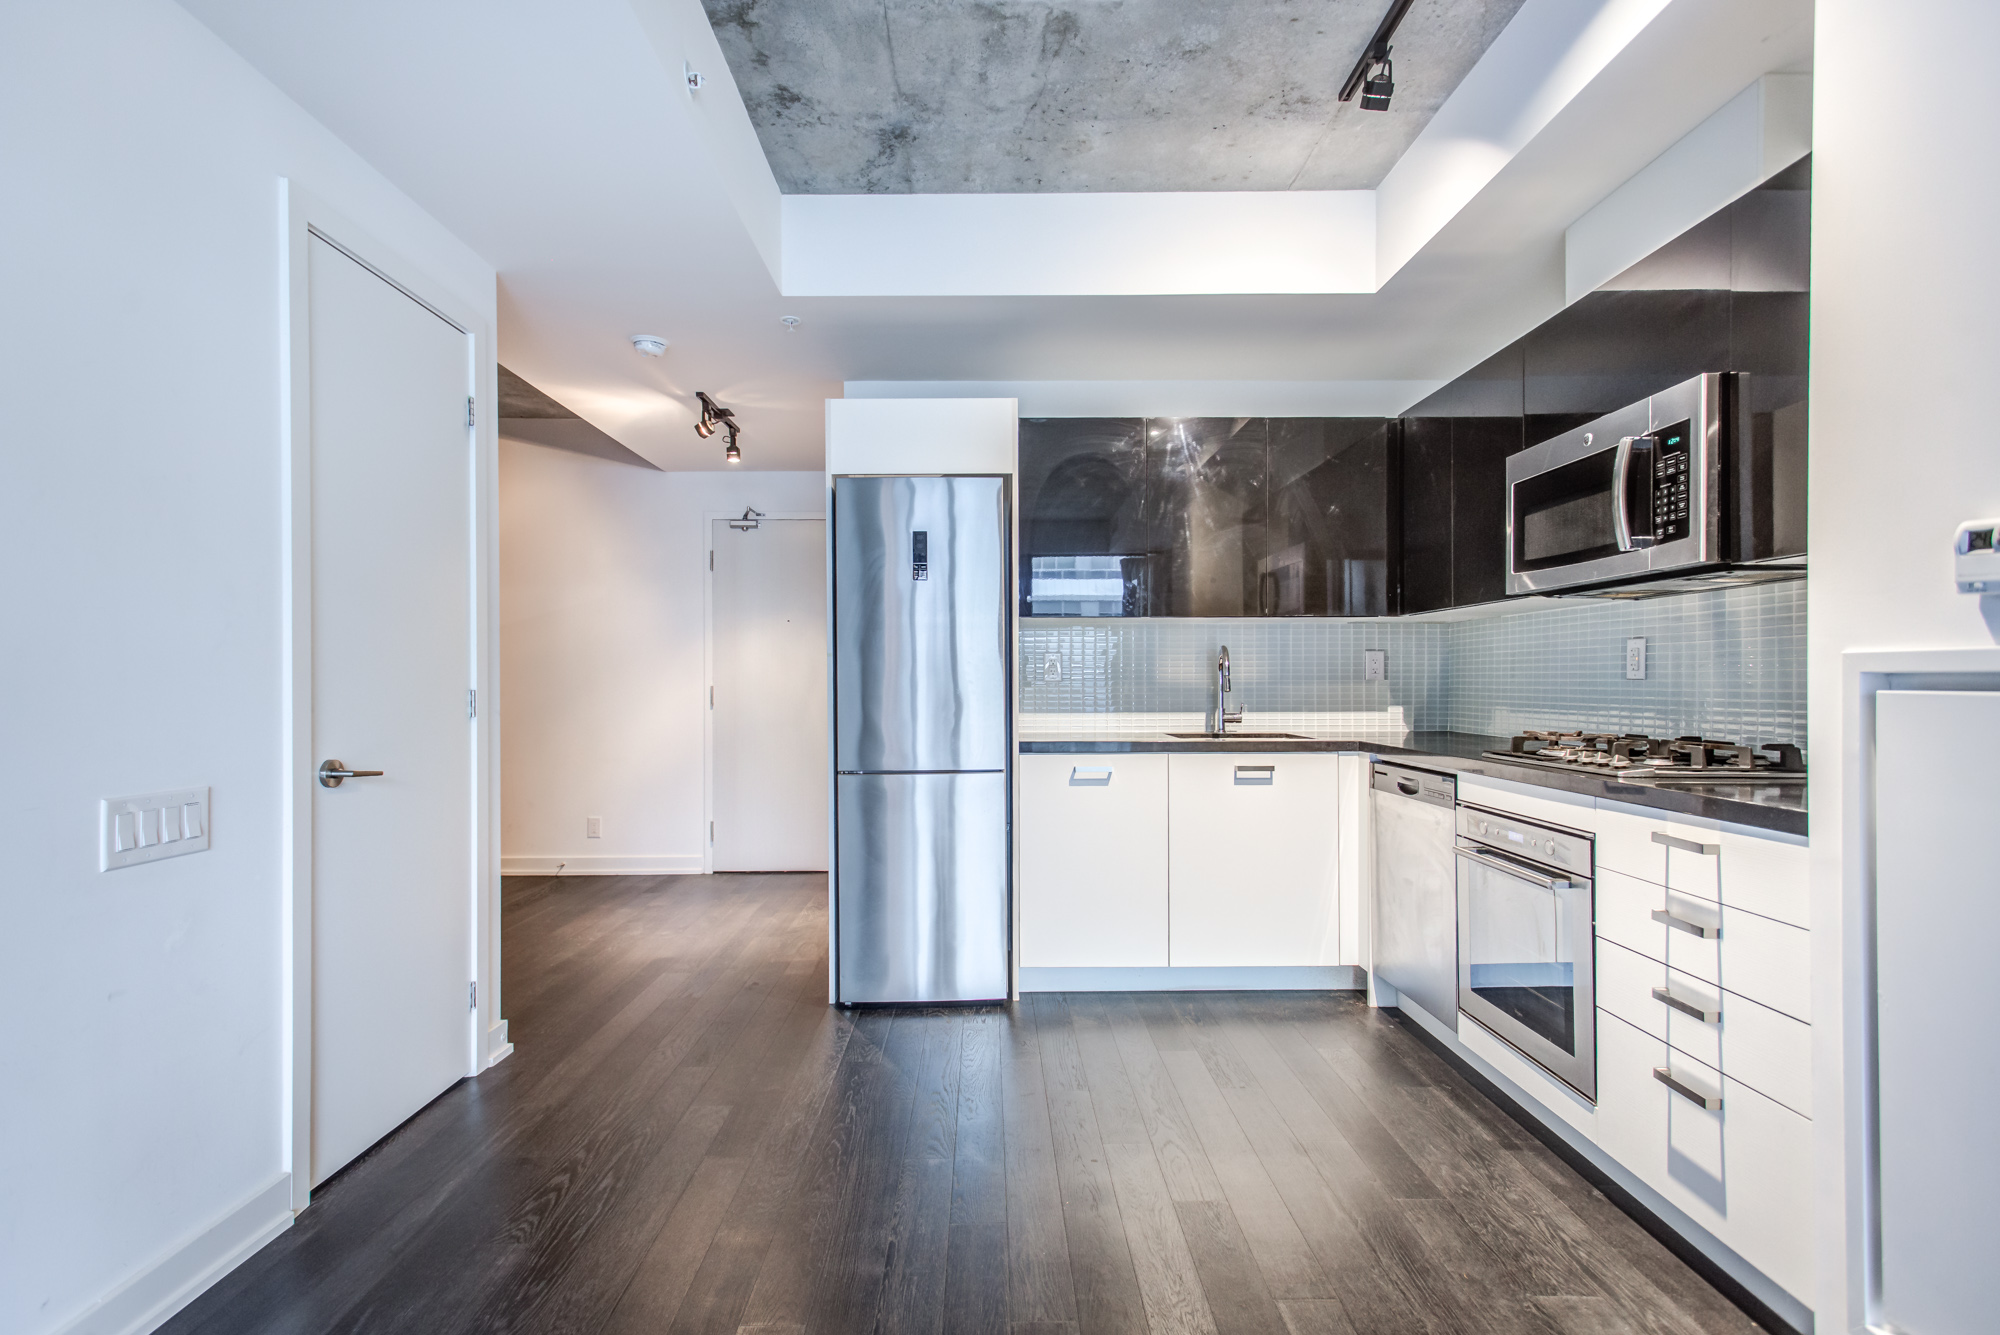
1458 844 1573 890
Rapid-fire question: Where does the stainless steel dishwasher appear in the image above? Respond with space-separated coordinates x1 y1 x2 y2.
1370 761 1459 1024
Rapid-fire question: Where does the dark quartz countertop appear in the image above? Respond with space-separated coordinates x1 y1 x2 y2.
1019 730 1807 837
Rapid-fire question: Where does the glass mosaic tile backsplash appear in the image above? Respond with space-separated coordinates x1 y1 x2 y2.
1018 580 1806 748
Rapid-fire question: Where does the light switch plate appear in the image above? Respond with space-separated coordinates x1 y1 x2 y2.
1042 655 1062 683
586 816 602 838
1364 649 1387 681
101 787 210 870
1626 637 1648 680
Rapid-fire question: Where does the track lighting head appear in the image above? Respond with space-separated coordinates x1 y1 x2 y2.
696 391 741 461
1359 57 1394 111
1339 0 1412 111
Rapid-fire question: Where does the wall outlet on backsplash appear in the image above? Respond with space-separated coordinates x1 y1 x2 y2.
1364 649 1387 681
1625 637 1647 680
1042 655 1062 683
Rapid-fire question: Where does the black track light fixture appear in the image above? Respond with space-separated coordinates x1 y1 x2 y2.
695 390 742 462
1339 0 1414 112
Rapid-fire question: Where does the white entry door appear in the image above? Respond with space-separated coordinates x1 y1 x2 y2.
711 517 828 871
308 233 473 1186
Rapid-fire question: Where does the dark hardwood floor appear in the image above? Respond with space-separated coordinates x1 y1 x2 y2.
164 872 1765 1335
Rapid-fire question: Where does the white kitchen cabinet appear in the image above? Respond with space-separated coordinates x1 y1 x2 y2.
1594 1010 1814 1304
1167 753 1340 967
1018 753 1170 968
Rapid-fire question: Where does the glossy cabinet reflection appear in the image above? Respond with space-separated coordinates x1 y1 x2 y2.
1019 416 1391 617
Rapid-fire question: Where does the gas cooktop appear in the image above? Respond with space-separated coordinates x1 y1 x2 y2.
1482 731 1807 785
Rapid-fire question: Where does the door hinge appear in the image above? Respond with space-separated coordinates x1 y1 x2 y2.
709 820 715 844
470 981 478 1009
709 685 714 709
467 396 475 429
709 550 714 571
468 688 477 719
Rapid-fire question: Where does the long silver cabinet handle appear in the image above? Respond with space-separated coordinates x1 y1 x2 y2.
1652 986 1722 1023
1654 1066 1723 1111
1651 908 1720 939
1651 831 1720 855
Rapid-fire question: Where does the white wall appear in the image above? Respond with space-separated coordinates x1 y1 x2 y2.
1807 4 2000 1332
0 3 495 1332
499 439 823 874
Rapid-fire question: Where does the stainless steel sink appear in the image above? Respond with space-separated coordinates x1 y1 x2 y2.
1164 731 1311 740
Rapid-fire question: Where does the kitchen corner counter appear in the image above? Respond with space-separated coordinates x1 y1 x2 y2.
1019 730 1807 836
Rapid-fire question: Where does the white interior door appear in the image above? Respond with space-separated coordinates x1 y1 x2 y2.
711 517 828 871
308 234 473 1186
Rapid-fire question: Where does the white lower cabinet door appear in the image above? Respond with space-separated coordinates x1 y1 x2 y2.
1167 753 1339 966
1594 1010 1670 1192
1018 753 1170 968
1600 1010 1814 1305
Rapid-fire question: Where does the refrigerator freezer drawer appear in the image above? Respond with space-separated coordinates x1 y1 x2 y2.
834 475 1010 773
837 772 1010 1003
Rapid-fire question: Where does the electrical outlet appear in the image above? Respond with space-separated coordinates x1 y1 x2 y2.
1042 655 1062 683
1364 649 1387 681
1625 637 1648 680
586 816 602 838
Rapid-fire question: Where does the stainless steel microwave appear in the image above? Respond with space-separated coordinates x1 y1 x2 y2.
1505 372 1806 597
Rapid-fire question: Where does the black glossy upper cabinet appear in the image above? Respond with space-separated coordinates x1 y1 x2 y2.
1399 345 1523 613
1018 417 1391 617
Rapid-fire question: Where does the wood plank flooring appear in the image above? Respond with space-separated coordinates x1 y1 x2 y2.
163 872 1769 1335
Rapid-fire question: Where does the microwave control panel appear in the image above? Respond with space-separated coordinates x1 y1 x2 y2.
1650 419 1693 542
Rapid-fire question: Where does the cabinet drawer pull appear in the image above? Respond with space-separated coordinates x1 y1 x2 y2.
1653 1066 1724 1110
1069 766 1113 785
1651 831 1720 855
1651 986 1722 1023
1234 765 1275 783
1651 909 1720 939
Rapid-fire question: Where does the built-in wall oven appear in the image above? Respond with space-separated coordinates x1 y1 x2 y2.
1505 371 1806 597
1456 803 1596 1100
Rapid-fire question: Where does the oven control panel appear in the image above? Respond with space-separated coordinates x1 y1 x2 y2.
1457 803 1595 875
1649 419 1693 543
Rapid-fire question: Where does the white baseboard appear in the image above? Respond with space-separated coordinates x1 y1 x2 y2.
1018 965 1364 993
48 1173 292 1335
484 1018 514 1069
501 854 704 876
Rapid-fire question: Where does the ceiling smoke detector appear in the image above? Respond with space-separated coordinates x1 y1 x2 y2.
630 334 668 357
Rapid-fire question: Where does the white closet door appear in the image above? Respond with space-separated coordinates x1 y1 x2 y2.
308 235 473 1186
1874 689 2000 1335
711 518 828 871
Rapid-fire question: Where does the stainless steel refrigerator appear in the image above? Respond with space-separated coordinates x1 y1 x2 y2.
832 475 1011 1004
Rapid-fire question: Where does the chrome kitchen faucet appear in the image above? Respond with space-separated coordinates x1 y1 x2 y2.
1211 646 1244 735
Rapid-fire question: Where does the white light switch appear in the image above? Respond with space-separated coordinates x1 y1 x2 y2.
1626 637 1648 680
1364 649 1387 681
102 788 209 871
586 815 602 838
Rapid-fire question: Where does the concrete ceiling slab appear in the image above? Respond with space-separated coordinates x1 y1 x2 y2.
702 0 1528 193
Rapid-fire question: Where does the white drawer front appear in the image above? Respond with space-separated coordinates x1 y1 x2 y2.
1720 907 1812 1022
1719 989 1812 1117
1595 868 1667 963
1718 829 1810 929
1596 938 1668 1042
1018 753 1170 969
1591 805 1667 884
